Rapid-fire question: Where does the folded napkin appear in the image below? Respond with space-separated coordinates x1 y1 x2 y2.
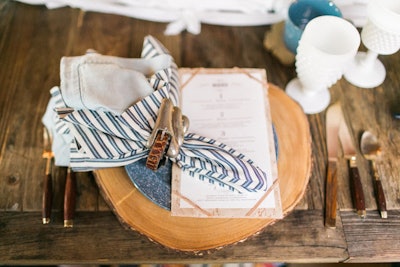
43 35 271 193
60 51 173 115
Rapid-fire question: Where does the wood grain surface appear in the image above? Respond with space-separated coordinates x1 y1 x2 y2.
0 0 400 264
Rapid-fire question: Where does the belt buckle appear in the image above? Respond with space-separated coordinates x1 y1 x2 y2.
146 98 189 170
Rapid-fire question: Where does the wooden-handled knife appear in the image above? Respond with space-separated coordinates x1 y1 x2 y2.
324 103 342 228
339 120 366 218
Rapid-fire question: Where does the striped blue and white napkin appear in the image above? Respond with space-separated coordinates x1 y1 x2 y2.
42 35 271 193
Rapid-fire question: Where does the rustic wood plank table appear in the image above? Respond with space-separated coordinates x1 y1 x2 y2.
1 1 400 264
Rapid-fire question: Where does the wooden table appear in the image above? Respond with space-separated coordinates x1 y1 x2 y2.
1 1 400 264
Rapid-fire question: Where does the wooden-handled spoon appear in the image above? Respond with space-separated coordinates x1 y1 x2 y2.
360 131 387 218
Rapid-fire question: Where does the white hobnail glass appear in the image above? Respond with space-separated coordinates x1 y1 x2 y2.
344 0 400 89
285 15 361 114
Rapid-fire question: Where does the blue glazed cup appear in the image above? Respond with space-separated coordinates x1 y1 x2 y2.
283 0 342 54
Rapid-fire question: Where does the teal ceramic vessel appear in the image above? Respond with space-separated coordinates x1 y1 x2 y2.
284 0 342 54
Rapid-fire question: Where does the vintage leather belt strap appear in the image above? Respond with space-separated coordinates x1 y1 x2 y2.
146 98 189 170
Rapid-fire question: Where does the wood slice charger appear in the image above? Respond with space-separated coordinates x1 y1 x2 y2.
94 83 312 252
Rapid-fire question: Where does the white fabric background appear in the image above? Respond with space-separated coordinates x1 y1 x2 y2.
15 0 369 34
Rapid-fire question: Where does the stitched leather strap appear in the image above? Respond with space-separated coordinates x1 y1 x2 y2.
146 131 170 170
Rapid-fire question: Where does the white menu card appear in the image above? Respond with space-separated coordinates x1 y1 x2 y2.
171 68 282 218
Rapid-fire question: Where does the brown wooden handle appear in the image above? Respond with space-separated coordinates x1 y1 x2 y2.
42 173 52 224
64 168 76 227
325 161 338 228
349 163 366 217
370 161 387 218
374 179 387 218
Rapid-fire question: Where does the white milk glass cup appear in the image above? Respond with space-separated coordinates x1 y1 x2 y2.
344 0 400 88
285 15 360 114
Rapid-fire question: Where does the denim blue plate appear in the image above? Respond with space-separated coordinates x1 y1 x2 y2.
125 125 278 210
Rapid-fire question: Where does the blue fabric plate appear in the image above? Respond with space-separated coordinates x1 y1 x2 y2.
125 125 279 211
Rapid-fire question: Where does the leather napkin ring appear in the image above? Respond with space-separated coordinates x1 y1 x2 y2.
146 98 189 170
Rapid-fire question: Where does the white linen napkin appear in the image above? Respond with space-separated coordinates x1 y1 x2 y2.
60 52 172 115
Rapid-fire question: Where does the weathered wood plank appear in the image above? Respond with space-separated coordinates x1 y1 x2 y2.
18 5 79 212
65 10 133 56
180 24 298 90
129 20 182 63
0 3 51 211
0 1 21 211
334 76 400 211
341 210 400 262
0 210 347 264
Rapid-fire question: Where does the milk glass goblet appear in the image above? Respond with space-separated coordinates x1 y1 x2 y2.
285 16 360 114
344 0 400 88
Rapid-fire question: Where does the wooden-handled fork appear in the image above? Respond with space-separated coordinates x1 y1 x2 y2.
64 167 76 227
42 127 54 224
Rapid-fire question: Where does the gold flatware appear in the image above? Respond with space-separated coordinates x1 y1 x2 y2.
361 131 387 218
42 127 53 224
